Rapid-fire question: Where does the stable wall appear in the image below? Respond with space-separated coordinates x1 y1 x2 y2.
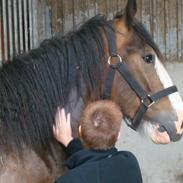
1 0 183 64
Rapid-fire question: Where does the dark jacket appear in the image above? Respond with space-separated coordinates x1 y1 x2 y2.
55 139 143 183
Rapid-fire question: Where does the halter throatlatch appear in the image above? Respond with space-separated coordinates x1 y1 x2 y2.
103 21 178 130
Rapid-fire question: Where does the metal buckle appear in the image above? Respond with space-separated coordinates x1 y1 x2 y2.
141 94 155 108
108 54 122 65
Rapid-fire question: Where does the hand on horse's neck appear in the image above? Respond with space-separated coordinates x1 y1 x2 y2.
65 89 85 137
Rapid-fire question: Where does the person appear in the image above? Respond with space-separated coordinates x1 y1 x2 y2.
53 100 143 183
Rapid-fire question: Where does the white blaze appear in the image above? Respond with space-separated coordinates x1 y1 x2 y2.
154 56 183 111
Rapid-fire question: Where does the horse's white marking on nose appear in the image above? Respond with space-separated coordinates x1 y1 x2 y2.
154 56 183 111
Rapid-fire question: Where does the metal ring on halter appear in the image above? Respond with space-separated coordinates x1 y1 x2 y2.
141 94 155 108
107 54 122 65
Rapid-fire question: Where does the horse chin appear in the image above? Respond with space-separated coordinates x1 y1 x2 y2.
142 122 170 144
151 128 170 144
124 118 171 144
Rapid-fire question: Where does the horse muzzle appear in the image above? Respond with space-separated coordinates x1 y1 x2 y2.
153 111 183 143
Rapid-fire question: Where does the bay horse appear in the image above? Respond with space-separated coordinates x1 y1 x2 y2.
0 0 183 182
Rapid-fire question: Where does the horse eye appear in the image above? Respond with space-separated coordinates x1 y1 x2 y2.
142 54 155 64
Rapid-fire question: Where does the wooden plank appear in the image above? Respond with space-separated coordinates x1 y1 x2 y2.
136 0 142 20
60 0 65 34
112 0 118 16
165 0 177 62
23 0 28 52
114 0 118 15
106 0 112 18
32 0 38 47
95 0 99 14
2 0 8 61
121 0 127 9
49 0 62 34
73 0 85 28
141 0 151 33
37 0 52 42
105 0 108 15
87 0 97 18
8 0 14 59
49 0 56 34
63 0 74 33
116 0 121 12
18 0 24 52
0 0 3 64
177 0 182 61
28 0 33 49
80 0 88 22
181 0 183 61
108 0 118 18
152 0 166 56
97 0 107 15
44 3 52 38
72 0 76 30
13 0 18 55
86 0 91 18
164 0 170 60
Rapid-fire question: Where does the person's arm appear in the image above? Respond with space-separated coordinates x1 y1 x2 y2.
53 108 83 155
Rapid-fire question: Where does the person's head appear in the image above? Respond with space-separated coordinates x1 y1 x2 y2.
79 100 122 150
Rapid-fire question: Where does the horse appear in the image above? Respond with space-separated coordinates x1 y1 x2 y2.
0 0 183 182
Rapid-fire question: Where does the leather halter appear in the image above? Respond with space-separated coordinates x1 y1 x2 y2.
103 21 178 130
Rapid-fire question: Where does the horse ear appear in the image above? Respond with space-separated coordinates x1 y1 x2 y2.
125 0 137 28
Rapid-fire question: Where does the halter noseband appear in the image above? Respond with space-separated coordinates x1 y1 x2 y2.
103 21 178 130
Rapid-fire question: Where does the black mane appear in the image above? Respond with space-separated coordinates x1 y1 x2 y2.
0 15 107 157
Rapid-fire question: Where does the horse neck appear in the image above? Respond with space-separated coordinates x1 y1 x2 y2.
0 17 110 158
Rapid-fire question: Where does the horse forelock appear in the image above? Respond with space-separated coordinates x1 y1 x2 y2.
0 15 109 158
132 20 164 62
115 11 163 62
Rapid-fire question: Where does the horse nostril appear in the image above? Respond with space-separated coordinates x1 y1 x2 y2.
158 126 166 132
181 121 183 129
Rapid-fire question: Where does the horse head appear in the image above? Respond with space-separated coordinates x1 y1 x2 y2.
108 0 183 144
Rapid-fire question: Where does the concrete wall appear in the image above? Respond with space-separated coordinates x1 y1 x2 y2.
117 62 183 183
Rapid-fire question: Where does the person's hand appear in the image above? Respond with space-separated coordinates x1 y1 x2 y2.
53 108 73 147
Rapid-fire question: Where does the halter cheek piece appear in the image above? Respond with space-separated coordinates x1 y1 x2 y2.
103 21 178 130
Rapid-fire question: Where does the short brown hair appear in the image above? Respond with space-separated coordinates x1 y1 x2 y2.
80 100 122 150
